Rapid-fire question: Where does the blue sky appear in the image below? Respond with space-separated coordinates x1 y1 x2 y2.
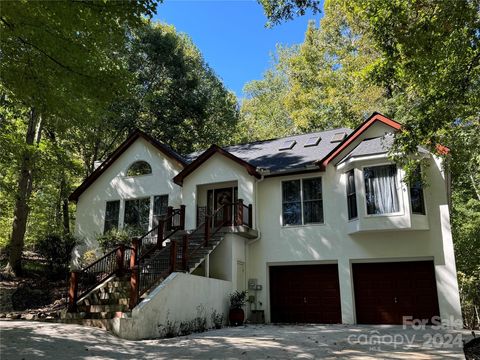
153 0 324 97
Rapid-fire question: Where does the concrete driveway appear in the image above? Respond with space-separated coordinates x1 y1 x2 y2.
0 320 471 359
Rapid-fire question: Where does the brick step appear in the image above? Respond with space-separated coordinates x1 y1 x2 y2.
77 304 129 313
64 311 128 320
98 286 130 295
79 297 130 306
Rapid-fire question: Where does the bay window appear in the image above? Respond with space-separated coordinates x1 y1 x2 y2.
409 167 426 214
346 170 357 220
364 165 400 215
282 177 323 225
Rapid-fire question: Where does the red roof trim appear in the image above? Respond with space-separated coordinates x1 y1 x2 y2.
173 145 261 186
319 113 402 168
69 129 186 202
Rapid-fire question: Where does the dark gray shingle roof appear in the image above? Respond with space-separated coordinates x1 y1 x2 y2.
339 135 429 163
185 128 353 173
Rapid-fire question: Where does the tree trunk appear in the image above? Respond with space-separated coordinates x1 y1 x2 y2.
5 108 43 276
61 175 70 234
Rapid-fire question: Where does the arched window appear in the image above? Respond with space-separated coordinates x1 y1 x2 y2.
126 161 152 176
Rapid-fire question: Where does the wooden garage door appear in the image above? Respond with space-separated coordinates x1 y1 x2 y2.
270 264 342 323
353 261 440 325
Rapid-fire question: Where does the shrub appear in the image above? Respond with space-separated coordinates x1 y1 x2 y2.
229 290 248 309
458 269 480 330
36 233 79 276
96 228 131 252
211 309 224 329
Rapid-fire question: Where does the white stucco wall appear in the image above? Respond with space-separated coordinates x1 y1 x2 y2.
112 272 232 340
247 150 462 327
73 137 183 265
72 121 462 329
182 153 256 229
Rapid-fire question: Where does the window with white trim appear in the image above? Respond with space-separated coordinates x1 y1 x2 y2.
124 197 150 234
364 164 400 215
152 195 169 227
346 170 358 220
104 200 120 233
126 161 152 176
409 167 426 214
282 177 323 225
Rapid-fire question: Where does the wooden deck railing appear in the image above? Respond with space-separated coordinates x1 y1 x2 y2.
68 206 185 312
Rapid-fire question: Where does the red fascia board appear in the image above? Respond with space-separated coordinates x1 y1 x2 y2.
69 129 186 202
173 145 260 186
319 113 402 168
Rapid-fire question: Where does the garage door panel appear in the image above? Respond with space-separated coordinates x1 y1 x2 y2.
270 264 342 324
353 261 440 325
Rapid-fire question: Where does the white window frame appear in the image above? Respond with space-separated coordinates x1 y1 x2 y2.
281 175 324 227
361 163 404 218
123 160 154 179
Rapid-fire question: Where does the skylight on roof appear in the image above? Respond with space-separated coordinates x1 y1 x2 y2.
304 136 321 147
331 132 347 143
279 140 296 150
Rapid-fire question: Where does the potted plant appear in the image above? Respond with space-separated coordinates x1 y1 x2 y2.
229 290 247 326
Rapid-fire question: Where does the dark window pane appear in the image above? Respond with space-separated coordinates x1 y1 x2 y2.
153 195 168 227
104 200 120 234
303 178 322 201
303 200 323 223
364 165 399 214
282 202 302 225
126 161 152 176
346 170 357 219
124 198 150 235
410 167 425 214
282 180 301 202
153 195 168 216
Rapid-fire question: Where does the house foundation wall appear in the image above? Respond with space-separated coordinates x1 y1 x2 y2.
112 273 232 340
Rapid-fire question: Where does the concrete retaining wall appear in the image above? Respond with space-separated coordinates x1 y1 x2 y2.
112 273 232 340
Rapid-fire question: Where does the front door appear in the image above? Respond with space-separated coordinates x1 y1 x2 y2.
214 187 233 226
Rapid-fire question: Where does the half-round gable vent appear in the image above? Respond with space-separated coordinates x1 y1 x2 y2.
127 161 152 176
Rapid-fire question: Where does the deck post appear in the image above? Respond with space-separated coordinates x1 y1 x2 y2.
116 244 125 276
236 199 244 226
180 205 186 230
166 206 173 231
130 237 139 268
68 271 78 312
129 266 139 309
248 204 253 228
157 220 164 248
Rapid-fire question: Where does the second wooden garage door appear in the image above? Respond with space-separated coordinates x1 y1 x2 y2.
270 264 342 323
353 261 440 325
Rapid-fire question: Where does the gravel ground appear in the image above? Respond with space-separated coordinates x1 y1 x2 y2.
0 320 472 359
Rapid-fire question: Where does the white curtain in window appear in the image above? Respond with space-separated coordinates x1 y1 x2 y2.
366 166 399 214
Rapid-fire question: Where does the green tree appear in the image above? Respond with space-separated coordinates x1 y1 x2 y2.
258 0 321 26
0 0 157 275
124 23 239 154
237 46 296 142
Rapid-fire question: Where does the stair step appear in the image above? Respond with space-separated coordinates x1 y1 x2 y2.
77 304 129 313
79 298 129 306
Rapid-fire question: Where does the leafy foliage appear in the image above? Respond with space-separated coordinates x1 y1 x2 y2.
96 229 132 253
229 290 248 309
36 233 79 276
258 0 322 26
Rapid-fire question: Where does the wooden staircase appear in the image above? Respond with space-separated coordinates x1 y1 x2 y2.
65 201 252 322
